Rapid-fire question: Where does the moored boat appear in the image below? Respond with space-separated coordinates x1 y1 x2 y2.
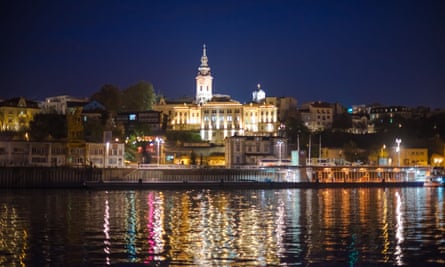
424 167 445 187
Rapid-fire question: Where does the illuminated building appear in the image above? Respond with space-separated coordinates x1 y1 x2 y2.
369 105 411 122
387 147 428 166
195 44 213 104
0 97 40 132
299 101 333 132
41 95 89 114
265 95 297 122
153 45 279 145
225 135 287 167
0 140 125 167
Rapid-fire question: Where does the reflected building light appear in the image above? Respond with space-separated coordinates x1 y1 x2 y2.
285 190 302 257
103 199 110 266
275 199 286 255
153 193 165 258
395 191 404 266
304 190 315 261
381 189 390 262
348 234 359 267
0 205 28 266
146 192 156 263
145 192 166 263
126 192 137 261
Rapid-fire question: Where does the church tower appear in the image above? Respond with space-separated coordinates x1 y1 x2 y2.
195 44 213 104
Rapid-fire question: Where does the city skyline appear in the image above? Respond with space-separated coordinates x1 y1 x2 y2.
1 0 444 108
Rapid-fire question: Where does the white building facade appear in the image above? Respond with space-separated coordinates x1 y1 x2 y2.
225 135 288 167
0 141 125 168
153 45 279 145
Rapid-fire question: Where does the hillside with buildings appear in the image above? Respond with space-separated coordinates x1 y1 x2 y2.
1 46 444 168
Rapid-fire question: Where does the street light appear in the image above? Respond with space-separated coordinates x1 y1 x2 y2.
297 131 300 153
380 144 386 165
155 137 163 166
277 140 283 165
395 138 402 167
104 142 109 168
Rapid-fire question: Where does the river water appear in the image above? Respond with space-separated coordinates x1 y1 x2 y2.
0 187 444 266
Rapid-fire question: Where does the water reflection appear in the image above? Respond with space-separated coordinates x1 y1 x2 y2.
395 191 404 265
103 197 110 265
0 187 444 266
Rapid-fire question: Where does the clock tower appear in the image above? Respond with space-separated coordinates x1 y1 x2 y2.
195 44 213 104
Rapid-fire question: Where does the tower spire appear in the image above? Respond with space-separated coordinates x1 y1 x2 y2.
196 44 213 104
198 44 210 75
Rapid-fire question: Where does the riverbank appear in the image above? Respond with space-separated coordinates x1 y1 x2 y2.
0 166 431 189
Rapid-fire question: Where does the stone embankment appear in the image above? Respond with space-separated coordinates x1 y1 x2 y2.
0 166 425 189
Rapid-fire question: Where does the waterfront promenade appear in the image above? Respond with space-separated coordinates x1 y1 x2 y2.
0 165 428 189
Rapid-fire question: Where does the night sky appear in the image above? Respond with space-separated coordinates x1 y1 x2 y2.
1 0 444 108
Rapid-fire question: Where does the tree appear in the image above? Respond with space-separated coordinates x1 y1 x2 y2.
121 81 155 111
343 140 360 162
90 84 122 112
165 130 202 144
29 113 67 141
83 116 105 142
190 150 197 165
332 113 352 132
284 116 310 144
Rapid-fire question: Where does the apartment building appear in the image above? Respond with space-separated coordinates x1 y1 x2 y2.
225 135 287 167
0 141 125 168
300 101 333 132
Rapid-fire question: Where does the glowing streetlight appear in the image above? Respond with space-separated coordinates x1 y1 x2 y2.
155 137 163 166
104 142 109 168
277 140 283 165
395 138 402 167
380 144 386 166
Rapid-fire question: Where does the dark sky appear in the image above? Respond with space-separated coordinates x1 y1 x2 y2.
1 0 444 108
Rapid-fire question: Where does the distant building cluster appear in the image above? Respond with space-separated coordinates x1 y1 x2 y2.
0 45 444 168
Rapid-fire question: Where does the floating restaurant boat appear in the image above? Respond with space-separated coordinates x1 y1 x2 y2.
424 167 445 187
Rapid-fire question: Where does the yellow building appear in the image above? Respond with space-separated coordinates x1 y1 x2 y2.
388 147 428 166
300 101 333 132
153 45 279 145
0 97 40 132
